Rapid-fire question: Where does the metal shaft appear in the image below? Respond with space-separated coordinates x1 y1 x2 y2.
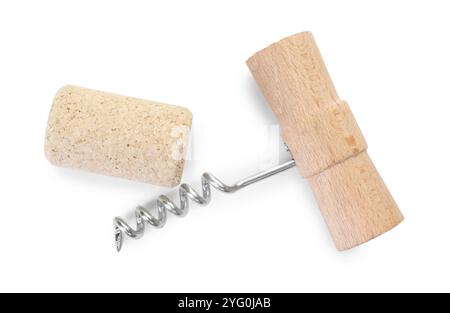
113 159 296 251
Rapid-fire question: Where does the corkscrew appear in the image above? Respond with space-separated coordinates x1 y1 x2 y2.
113 31 404 252
114 159 296 252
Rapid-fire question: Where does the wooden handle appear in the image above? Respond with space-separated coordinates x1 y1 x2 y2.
247 32 403 250
45 85 192 187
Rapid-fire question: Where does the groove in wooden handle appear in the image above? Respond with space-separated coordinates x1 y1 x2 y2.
247 32 403 250
282 100 367 177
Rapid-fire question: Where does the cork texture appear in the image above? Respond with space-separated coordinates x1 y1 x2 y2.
247 32 403 251
45 85 192 187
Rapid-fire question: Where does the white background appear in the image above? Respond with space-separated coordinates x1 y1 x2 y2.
0 0 449 292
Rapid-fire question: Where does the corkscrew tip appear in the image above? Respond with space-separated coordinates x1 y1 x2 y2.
114 227 123 252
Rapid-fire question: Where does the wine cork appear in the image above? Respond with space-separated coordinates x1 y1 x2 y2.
247 32 403 250
45 85 192 187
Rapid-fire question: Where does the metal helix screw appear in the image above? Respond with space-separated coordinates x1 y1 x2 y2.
113 160 296 252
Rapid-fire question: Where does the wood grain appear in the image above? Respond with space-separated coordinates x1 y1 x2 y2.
247 32 403 250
